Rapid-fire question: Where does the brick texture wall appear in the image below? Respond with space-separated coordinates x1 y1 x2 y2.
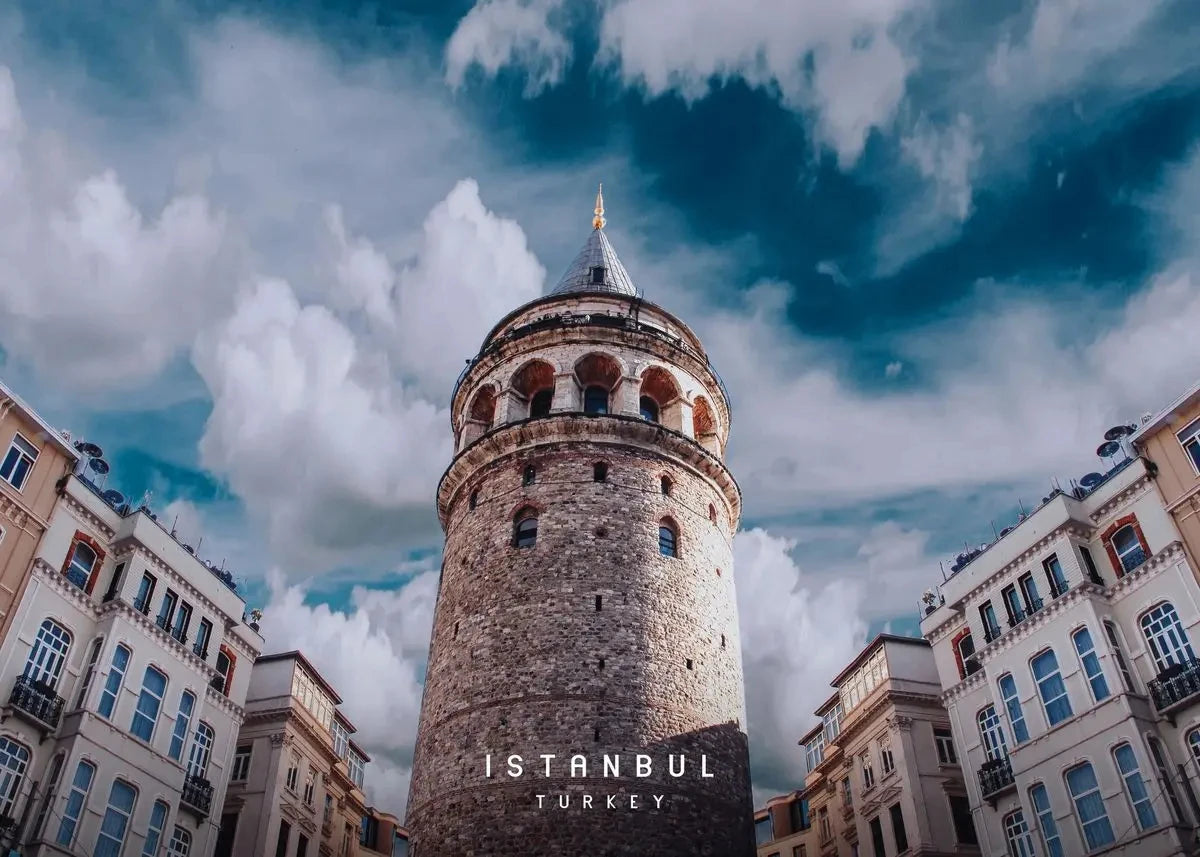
407 403 755 854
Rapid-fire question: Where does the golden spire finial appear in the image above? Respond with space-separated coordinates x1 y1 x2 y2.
592 183 606 230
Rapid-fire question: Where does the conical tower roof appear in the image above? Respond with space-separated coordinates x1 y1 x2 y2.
549 185 637 297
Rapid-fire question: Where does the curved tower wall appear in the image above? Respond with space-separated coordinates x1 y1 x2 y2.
406 274 754 856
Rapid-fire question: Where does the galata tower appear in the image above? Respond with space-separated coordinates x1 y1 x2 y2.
405 189 754 856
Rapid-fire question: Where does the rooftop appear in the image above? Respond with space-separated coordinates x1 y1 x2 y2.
830 633 929 687
0 377 80 459
548 185 638 298
1131 376 1200 443
256 650 345 705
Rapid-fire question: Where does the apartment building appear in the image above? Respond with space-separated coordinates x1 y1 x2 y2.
794 635 977 857
360 807 408 857
1133 379 1200 577
920 425 1200 856
0 380 78 645
755 790 812 857
217 651 375 857
0 455 262 855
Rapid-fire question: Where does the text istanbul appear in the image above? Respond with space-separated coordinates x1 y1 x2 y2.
484 753 713 809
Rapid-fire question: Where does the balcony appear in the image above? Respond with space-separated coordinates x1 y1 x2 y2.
1006 609 1027 629
964 655 982 677
7 675 65 732
193 641 209 660
978 756 1015 801
170 627 188 646
983 623 1003 643
133 595 152 615
1148 659 1200 715
1025 597 1044 615
180 774 213 817
63 565 89 592
1048 578 1069 599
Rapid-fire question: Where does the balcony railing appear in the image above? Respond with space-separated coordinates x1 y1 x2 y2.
1007 609 1027 629
983 623 1003 643
1148 659 1200 713
180 774 213 817
964 656 982 676
1048 578 1069 598
155 613 171 632
1119 547 1149 575
1025 597 1044 615
8 674 65 730
170 627 188 646
193 641 209 660
133 595 151 615
978 756 1015 800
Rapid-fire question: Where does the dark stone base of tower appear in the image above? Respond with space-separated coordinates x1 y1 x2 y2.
406 193 755 856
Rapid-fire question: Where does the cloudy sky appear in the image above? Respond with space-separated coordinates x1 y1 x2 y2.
2 0 1199 812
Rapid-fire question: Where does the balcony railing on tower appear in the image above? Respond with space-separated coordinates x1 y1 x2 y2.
180 774 213 817
7 674 65 732
1148 659 1200 714
978 756 1015 801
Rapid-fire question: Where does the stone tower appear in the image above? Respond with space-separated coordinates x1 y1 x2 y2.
405 189 754 856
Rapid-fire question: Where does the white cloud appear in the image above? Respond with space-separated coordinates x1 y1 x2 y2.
735 528 868 798
0 66 241 390
900 113 980 223
445 0 572 95
257 567 438 814
884 361 903 378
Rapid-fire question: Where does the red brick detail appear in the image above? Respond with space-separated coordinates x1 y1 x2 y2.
950 628 972 680
1100 514 1150 578
60 530 107 594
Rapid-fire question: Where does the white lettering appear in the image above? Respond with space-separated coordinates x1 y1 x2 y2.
583 794 593 809
668 754 685 777
558 795 570 809
636 754 652 777
606 795 617 809
536 794 546 808
630 795 639 810
570 754 587 777
541 754 556 777
653 795 665 808
485 754 492 778
507 755 523 778
701 754 713 778
603 755 620 777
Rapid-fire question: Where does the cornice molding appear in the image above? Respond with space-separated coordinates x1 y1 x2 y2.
62 491 116 539
1089 474 1153 524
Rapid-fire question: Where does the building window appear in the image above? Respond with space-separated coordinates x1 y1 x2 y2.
1140 602 1196 671
171 601 192 644
143 800 169 857
590 265 606 284
583 386 608 414
818 807 831 841
332 719 350 760
513 509 538 548
980 601 1001 641
232 745 252 781
1002 585 1025 626
131 665 167 742
168 827 192 857
879 743 894 775
1189 729 1200 774
0 737 30 820
0 433 38 490
1066 762 1115 849
1031 649 1073 726
1103 620 1137 692
55 759 95 846
188 722 215 778
1179 417 1200 472
658 522 678 558
1044 553 1068 596
75 637 104 710
286 755 299 792
997 674 1029 742
755 816 774 846
65 541 98 592
954 631 977 678
640 396 660 423
31 752 64 840
215 646 236 696
1029 783 1063 857
977 705 1008 761
303 771 315 805
842 776 852 806
529 389 553 418
934 727 958 765
1111 524 1148 574
348 750 365 789
889 803 908 853
468 489 479 510
94 779 137 857
134 572 156 613
1113 742 1157 830
823 702 843 742
1002 810 1036 857
1071 627 1110 702
24 618 72 690
1079 544 1101 581
194 618 213 659
869 816 885 857
861 752 875 790
297 834 309 857
1018 572 1042 614
593 462 607 482
660 475 672 495
522 465 536 486
99 643 131 718
1146 735 1185 822
275 820 291 857
948 794 977 844
169 690 196 762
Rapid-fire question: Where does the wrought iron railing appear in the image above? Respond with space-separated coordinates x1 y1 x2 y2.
63 565 89 591
133 595 152 615
193 641 209 660
181 774 213 816
1148 660 1200 712
1048 578 1069 598
964 656 982 676
1119 547 1149 575
8 674 65 729
978 756 1015 798
1026 597 1044 615
983 624 1002 643
1007 609 1027 629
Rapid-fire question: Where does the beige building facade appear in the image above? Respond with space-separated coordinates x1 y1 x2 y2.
755 790 813 857
794 635 978 857
0 379 78 646
920 411 1200 856
218 651 378 857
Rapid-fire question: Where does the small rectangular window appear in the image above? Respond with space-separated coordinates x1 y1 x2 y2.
232 746 252 782
0 433 39 491
1178 417 1200 473
889 803 908 853
869 816 886 857
934 727 958 765
948 794 977 845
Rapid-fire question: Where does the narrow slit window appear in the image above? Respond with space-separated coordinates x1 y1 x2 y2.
593 463 608 482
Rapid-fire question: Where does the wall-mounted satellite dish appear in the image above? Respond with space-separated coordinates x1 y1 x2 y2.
1096 441 1121 458
1080 472 1104 488
102 489 125 506
1104 425 1134 441
88 458 110 475
74 440 104 458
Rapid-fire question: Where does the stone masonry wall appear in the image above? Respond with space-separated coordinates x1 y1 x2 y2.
407 437 755 856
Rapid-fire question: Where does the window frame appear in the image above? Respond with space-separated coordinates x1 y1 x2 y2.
75 636 105 710
0 432 39 491
1065 761 1116 850
142 799 170 857
1031 648 1073 726
658 521 679 558
130 665 168 742
1029 783 1063 857
98 643 132 719
1140 602 1197 672
933 727 958 766
0 737 30 818
1177 416 1200 475
1002 809 1036 857
977 705 1008 761
1071 626 1111 703
1112 742 1157 831
232 745 253 782
55 758 95 847
583 385 609 415
94 778 138 857
998 673 1029 743
187 721 216 778
24 618 73 690
1044 553 1068 597
169 690 196 762
1111 524 1148 574
513 510 538 549
1103 620 1138 693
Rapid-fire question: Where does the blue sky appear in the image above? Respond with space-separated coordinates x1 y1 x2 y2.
2 0 1199 810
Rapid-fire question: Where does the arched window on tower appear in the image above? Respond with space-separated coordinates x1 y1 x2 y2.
530 390 553 418
584 386 609 415
659 521 678 558
660 476 672 496
514 509 538 549
640 396 660 423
